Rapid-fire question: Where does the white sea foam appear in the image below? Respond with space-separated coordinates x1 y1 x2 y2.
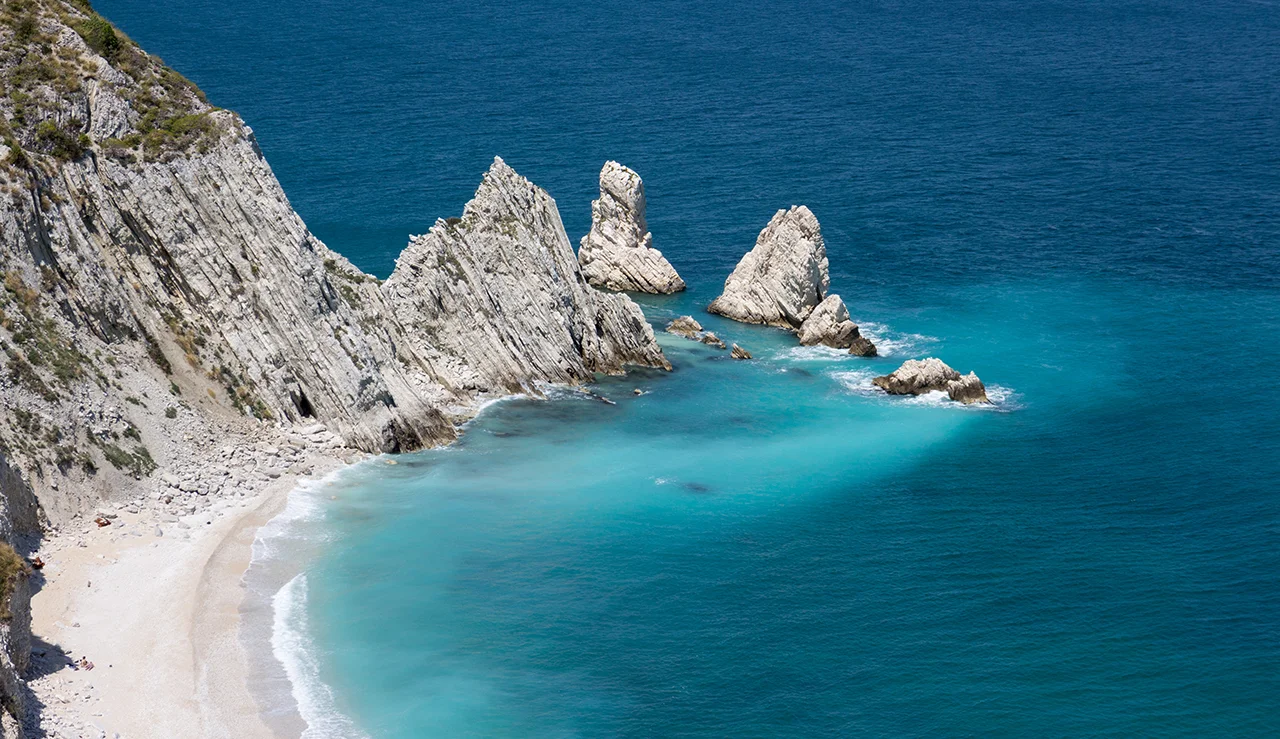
829 368 882 396
772 344 853 362
271 574 368 739
855 321 937 357
249 470 343 564
830 369 1021 412
248 465 370 737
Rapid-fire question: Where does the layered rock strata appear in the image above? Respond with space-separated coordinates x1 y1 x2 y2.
384 158 671 393
0 5 670 729
872 359 990 404
797 295 877 356
708 206 829 328
578 162 684 293
730 344 752 360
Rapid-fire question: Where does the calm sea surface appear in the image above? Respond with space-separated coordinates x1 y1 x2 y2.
98 0 1280 735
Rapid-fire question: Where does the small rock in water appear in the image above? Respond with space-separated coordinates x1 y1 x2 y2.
730 344 752 360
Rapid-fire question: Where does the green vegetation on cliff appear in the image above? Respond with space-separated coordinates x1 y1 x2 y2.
0 0 223 167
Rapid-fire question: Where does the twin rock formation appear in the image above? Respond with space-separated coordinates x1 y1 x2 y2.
577 164 988 403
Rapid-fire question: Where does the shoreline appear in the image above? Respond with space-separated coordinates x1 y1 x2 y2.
26 434 357 739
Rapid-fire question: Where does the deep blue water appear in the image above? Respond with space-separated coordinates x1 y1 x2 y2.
99 0 1279 736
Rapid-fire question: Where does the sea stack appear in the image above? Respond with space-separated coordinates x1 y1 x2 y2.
708 206 876 356
871 359 990 404
578 161 685 294
385 158 673 391
708 206 827 328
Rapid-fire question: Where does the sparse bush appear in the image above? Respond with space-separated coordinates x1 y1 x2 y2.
74 15 122 61
164 406 177 419
34 120 87 161
0 542 30 619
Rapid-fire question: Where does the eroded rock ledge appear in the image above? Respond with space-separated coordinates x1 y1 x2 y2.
872 359 990 404
578 161 685 294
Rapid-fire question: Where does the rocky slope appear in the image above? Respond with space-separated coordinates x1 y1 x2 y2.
577 161 684 294
0 3 668 732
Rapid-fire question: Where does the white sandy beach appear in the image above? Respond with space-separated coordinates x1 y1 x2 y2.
27 456 346 739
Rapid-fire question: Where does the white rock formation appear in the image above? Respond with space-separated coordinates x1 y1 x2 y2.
730 344 752 360
796 294 877 356
708 206 829 328
384 157 671 394
872 359 990 404
946 372 990 404
578 161 685 294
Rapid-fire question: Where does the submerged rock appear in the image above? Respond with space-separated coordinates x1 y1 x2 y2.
699 332 727 349
796 294 877 356
872 358 990 404
730 344 753 360
578 161 685 294
708 205 828 328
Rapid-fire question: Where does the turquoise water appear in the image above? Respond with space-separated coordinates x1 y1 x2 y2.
98 0 1280 735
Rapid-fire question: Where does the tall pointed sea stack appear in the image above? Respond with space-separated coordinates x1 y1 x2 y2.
578 161 685 294
708 206 876 354
708 206 828 328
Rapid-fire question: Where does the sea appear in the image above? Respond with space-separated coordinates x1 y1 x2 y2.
95 0 1280 736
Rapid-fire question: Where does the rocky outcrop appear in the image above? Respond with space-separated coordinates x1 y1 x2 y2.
797 295 877 356
384 157 671 393
577 162 684 294
945 372 989 404
708 206 829 328
666 316 704 340
700 332 727 349
872 359 990 404
665 316 726 348
730 344 752 360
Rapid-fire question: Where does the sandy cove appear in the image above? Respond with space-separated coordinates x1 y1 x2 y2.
23 427 363 739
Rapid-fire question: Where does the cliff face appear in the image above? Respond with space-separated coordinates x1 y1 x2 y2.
0 6 669 726
0 0 666 502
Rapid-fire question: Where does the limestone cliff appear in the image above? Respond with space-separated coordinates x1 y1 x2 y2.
383 157 671 392
0 4 669 728
577 161 684 294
